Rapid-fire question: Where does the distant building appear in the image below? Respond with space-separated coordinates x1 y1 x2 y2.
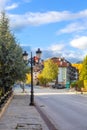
51 57 78 88
33 60 44 85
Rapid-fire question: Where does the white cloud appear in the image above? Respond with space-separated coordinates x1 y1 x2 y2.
0 0 10 11
41 44 65 60
9 11 72 27
0 0 18 11
63 50 84 63
7 9 87 31
57 22 86 35
70 36 87 50
21 11 77 25
5 3 18 10
48 44 65 51
7 11 71 30
79 9 87 17
9 14 29 31
42 41 85 62
42 47 84 63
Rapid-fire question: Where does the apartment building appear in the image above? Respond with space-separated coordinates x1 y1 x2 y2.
51 57 78 88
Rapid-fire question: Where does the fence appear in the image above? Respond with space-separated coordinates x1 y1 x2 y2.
0 90 13 109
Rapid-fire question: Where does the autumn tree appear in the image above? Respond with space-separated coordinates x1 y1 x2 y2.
38 59 58 86
0 12 28 94
80 55 87 80
26 73 31 84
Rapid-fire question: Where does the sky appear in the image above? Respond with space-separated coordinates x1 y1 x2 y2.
0 0 87 63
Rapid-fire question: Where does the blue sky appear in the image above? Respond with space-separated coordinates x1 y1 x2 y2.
0 0 87 62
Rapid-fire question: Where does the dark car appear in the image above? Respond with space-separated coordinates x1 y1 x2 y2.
54 84 65 89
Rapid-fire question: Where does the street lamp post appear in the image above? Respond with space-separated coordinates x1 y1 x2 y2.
30 52 34 105
23 48 42 106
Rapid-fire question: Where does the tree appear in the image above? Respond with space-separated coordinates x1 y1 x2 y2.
0 12 28 94
38 59 58 86
80 56 87 80
26 73 31 84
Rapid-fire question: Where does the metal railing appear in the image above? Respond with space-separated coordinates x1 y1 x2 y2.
0 90 13 109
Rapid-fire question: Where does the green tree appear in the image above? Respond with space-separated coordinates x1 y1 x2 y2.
38 59 58 86
0 12 28 94
80 55 87 80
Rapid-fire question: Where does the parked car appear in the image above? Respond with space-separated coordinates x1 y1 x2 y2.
57 84 65 89
52 84 65 89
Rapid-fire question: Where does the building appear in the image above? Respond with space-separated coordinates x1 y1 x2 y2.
33 60 44 85
51 57 78 88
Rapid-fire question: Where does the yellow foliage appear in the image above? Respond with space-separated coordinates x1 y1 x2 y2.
72 63 82 73
38 73 42 79
26 73 31 84
84 80 87 91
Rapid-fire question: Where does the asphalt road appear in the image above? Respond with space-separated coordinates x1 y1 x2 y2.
13 85 87 130
34 87 87 130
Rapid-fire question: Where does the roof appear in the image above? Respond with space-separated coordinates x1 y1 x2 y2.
51 57 71 67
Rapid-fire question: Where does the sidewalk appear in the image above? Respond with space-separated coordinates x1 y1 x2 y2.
0 93 49 130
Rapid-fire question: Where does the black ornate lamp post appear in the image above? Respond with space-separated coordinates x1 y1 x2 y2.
36 48 42 62
23 48 42 106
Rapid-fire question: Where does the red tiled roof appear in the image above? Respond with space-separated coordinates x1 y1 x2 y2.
51 57 70 67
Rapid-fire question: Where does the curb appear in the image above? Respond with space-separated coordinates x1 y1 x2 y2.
35 102 58 130
0 94 14 119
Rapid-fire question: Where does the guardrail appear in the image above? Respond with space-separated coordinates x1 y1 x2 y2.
0 90 13 109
